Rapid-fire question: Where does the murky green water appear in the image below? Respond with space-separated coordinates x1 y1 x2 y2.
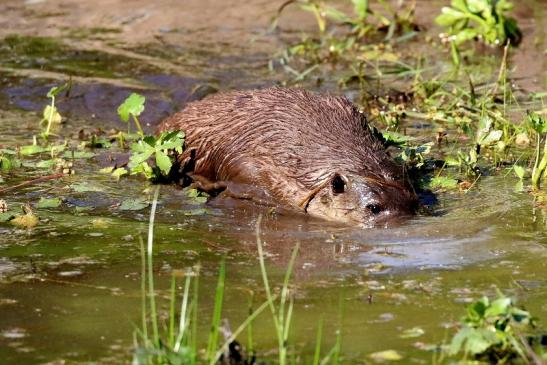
0 0 546 364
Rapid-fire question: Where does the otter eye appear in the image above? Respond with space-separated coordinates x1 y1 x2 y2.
331 174 346 194
366 204 382 215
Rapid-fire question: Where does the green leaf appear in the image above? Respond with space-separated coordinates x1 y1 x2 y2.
430 176 459 190
0 212 14 222
62 151 96 159
35 197 62 209
454 28 479 44
480 130 503 146
485 297 512 317
1 156 21 170
369 349 403 362
119 198 149 211
155 150 172 175
513 165 525 179
70 182 104 193
42 105 62 124
46 83 69 98
35 160 56 169
352 0 368 19
117 93 145 122
111 167 128 180
399 327 425 339
130 161 154 179
435 7 466 26
19 145 47 156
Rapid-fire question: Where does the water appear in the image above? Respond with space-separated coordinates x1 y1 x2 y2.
0 0 546 363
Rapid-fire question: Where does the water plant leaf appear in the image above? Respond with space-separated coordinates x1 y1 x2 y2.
42 105 62 124
513 165 525 179
117 93 145 122
70 182 104 193
62 151 96 159
119 198 149 211
155 150 172 175
369 349 403 362
479 130 503 146
11 212 39 228
0 212 13 222
35 197 62 209
46 83 69 98
399 327 425 339
111 167 128 180
19 145 47 155
430 176 459 190
0 155 22 170
35 160 56 169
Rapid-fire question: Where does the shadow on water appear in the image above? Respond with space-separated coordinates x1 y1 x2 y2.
0 0 546 363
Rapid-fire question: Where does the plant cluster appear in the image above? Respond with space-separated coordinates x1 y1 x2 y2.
271 0 546 194
134 190 342 365
445 294 545 363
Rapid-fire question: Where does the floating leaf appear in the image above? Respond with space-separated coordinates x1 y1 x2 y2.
430 176 459 190
62 151 96 159
11 212 39 228
513 165 525 179
70 182 104 193
35 197 62 209
0 212 14 222
119 198 149 211
399 327 425 339
35 160 56 169
19 145 47 156
99 166 115 174
117 93 145 122
111 167 128 180
369 349 403 362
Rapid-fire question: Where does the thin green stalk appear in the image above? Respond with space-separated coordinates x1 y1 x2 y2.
206 259 226 362
532 136 547 189
132 115 145 137
139 236 148 346
247 292 255 357
190 269 200 365
168 274 177 347
255 215 281 330
312 317 324 365
147 185 161 346
280 244 299 352
174 274 192 352
44 95 55 138
211 295 275 365
256 214 300 365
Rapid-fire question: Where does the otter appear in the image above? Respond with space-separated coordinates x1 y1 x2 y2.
158 87 418 227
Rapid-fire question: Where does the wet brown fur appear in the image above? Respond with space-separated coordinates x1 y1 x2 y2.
158 87 415 213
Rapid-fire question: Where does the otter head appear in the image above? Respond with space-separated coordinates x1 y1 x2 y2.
302 173 418 227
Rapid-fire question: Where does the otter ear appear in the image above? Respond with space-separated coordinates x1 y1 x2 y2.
331 173 348 194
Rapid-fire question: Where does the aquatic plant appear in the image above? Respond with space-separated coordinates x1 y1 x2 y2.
445 294 546 364
436 0 522 65
527 112 547 190
118 92 146 137
40 83 69 140
133 188 342 364
436 0 521 47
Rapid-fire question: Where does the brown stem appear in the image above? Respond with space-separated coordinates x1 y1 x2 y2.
0 173 65 195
